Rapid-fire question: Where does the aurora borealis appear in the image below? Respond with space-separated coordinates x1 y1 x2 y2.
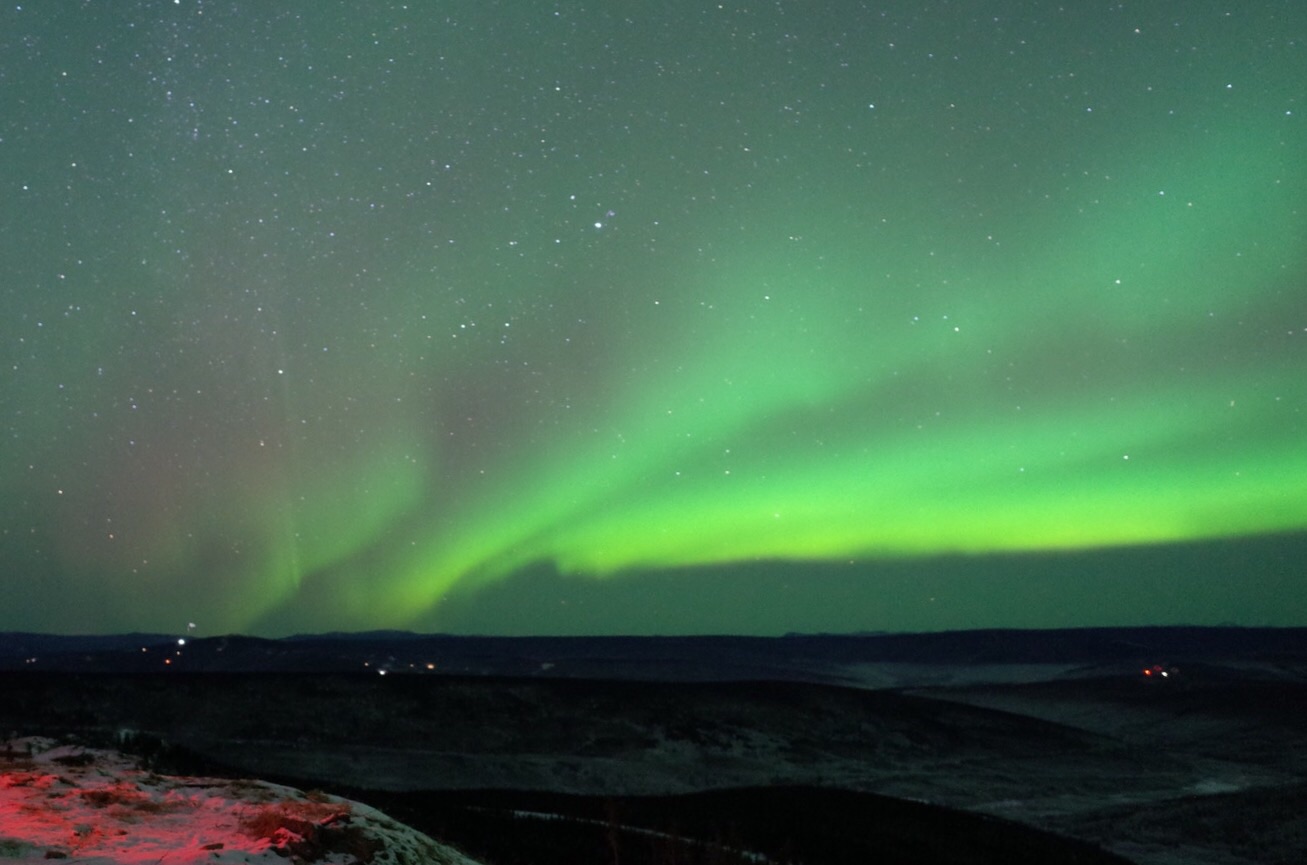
2 2 1304 637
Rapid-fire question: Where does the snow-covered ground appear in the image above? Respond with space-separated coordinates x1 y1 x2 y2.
0 738 480 864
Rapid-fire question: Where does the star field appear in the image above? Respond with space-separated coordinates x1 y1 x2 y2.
1 2 1304 636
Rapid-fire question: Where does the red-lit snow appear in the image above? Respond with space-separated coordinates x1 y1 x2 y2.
0 738 479 864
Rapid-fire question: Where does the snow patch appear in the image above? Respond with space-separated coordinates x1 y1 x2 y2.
0 737 481 864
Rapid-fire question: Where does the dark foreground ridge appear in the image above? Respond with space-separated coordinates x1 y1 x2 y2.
361 785 1139 865
2 627 1304 865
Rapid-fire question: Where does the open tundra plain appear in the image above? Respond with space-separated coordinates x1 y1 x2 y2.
0 628 1303 865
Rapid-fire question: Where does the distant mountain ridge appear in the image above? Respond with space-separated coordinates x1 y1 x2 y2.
2 626 1304 682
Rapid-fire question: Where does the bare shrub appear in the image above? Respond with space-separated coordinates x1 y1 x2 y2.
239 799 380 863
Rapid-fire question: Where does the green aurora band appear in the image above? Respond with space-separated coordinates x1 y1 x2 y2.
1 2 1304 635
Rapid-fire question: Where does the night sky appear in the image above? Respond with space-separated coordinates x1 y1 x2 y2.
2 2 1304 637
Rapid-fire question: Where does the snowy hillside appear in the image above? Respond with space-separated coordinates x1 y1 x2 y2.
0 737 480 864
